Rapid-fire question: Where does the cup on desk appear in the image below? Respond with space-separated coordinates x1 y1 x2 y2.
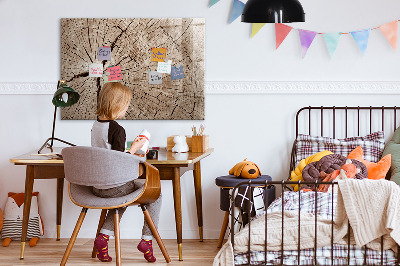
146 150 158 160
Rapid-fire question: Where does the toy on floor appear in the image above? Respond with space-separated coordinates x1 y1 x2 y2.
229 159 261 179
0 208 3 232
1 192 44 247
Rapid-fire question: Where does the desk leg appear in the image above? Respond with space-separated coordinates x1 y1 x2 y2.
193 161 203 242
20 165 35 259
172 167 183 261
56 178 64 241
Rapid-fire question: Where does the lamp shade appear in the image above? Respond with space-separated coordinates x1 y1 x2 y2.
52 83 80 107
241 0 305 23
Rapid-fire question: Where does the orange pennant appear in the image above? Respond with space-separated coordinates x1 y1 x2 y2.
378 21 398 50
275 24 293 49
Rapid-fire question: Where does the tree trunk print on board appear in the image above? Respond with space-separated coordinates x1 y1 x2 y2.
61 18 205 120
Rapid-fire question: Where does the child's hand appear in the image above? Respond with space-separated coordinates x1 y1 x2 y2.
134 149 149 157
128 137 147 155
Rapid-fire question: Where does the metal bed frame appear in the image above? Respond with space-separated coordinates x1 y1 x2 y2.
230 106 400 266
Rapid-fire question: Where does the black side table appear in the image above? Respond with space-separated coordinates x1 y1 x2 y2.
215 175 275 248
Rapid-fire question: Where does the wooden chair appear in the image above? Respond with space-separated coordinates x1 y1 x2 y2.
60 146 171 265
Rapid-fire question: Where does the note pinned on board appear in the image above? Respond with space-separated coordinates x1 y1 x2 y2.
157 60 172 74
149 71 162 85
107 65 122 81
98 46 111 60
89 63 103 77
171 65 184 80
151 48 167 62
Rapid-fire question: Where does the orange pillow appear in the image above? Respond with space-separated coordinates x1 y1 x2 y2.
347 146 391 180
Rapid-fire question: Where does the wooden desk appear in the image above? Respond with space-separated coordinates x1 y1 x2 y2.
10 147 213 261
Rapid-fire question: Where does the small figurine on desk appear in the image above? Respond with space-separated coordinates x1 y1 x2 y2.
172 135 189 153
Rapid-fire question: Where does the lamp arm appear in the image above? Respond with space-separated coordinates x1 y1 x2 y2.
50 105 57 148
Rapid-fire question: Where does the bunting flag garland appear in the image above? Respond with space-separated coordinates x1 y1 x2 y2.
209 0 220 7
251 23 266 38
351 29 370 55
229 0 245 24
207 3 400 57
323 33 341 58
275 23 293 49
298 30 317 58
378 21 398 50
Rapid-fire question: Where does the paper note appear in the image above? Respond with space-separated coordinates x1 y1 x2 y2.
89 63 103 77
98 46 111 60
171 65 184 80
157 60 172 74
149 71 162 85
151 48 167 62
107 65 122 81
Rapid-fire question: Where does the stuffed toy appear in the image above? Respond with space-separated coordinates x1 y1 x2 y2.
1 192 44 247
289 150 333 191
348 146 391 180
0 208 3 232
172 135 189 153
229 159 261 179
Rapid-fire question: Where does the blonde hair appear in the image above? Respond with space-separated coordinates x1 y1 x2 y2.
96 82 133 120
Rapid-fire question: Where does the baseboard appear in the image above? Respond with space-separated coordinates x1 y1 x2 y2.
1 81 400 95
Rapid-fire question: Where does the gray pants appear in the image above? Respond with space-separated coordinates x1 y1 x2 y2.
92 180 162 240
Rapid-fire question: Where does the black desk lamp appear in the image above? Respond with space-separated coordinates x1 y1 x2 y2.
241 0 305 23
38 80 80 154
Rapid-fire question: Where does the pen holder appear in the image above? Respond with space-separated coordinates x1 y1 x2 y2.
191 135 209 153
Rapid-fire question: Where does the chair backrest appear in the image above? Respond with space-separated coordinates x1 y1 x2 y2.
62 146 145 188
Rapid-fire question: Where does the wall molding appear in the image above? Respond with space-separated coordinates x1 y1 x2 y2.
1 81 400 95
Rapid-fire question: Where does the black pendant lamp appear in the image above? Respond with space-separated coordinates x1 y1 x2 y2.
242 0 305 23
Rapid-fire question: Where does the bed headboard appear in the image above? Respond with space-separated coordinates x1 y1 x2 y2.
290 106 400 179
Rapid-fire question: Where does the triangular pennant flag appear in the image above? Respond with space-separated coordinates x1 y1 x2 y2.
378 21 398 50
323 33 341 58
351 29 370 55
229 0 245 24
251 23 266 38
209 0 220 7
298 29 317 58
275 23 293 49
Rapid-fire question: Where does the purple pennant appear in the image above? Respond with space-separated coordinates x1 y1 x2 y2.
298 29 317 58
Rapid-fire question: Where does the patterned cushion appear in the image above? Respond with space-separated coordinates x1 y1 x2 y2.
295 131 385 166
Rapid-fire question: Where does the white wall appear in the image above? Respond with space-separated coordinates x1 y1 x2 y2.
1 0 400 240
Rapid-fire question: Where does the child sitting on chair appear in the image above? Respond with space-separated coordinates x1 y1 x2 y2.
91 82 162 263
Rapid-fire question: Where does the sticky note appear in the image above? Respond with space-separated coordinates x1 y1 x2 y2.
171 65 184 80
107 65 122 81
157 60 172 74
98 46 111 60
149 71 162 85
89 63 103 77
151 48 167 62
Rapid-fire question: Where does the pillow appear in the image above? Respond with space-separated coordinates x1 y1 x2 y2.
295 131 385 166
348 146 391 180
289 150 333 191
382 126 400 184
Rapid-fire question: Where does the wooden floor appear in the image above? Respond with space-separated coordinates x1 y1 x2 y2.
0 239 222 265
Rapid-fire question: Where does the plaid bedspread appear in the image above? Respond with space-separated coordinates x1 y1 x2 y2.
234 191 397 265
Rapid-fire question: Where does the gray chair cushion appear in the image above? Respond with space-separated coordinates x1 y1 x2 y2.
62 146 145 188
69 180 145 208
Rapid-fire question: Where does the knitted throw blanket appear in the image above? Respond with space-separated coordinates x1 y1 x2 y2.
335 178 399 251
